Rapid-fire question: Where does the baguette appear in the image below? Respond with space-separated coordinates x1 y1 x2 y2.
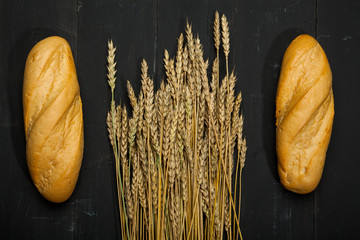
276 34 334 194
23 36 83 203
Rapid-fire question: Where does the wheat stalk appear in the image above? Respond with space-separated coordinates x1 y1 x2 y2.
106 12 247 240
106 40 130 240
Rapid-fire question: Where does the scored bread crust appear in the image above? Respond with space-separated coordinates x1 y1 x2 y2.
276 34 334 194
23 36 83 203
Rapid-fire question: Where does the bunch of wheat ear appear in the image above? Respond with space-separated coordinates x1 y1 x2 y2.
106 11 247 240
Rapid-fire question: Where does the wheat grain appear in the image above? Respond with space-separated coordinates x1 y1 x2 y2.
164 51 176 100
128 107 139 151
107 111 115 152
221 14 230 58
131 151 139 210
219 76 227 163
199 131 210 217
142 60 160 157
121 106 129 173
136 93 148 182
225 72 236 128
175 183 181 239
129 100 140 220
150 149 158 214
169 187 177 239
137 147 147 209
240 137 247 171
209 108 219 181
181 151 188 207
194 37 203 100
177 93 185 177
121 107 134 221
176 33 184 87
200 59 210 104
197 89 206 156
162 85 172 169
186 23 196 102
230 93 242 158
183 45 188 80
211 57 219 98
129 102 140 217
151 92 160 156
186 23 195 63
155 89 160 130
137 92 144 137
156 82 165 129
164 49 171 80
214 12 221 52
116 105 122 151
224 195 231 232
237 114 244 158
218 76 227 126
107 40 117 91
127 81 137 109
141 60 152 128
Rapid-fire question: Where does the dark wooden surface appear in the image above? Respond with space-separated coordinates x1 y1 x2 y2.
1 0 360 239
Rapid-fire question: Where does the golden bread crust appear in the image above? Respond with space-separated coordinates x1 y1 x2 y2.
23 36 83 203
276 34 334 194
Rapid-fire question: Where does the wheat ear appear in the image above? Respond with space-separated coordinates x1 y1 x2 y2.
106 40 130 240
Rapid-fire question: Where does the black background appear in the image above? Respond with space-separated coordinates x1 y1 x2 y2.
1 0 360 239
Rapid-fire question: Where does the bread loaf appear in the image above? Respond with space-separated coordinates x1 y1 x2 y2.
23 36 83 203
276 34 334 194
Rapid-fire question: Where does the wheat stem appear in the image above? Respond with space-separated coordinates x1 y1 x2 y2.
107 40 130 240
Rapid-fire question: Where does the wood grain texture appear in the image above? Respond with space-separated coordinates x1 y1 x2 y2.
0 0 359 239
315 0 360 239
